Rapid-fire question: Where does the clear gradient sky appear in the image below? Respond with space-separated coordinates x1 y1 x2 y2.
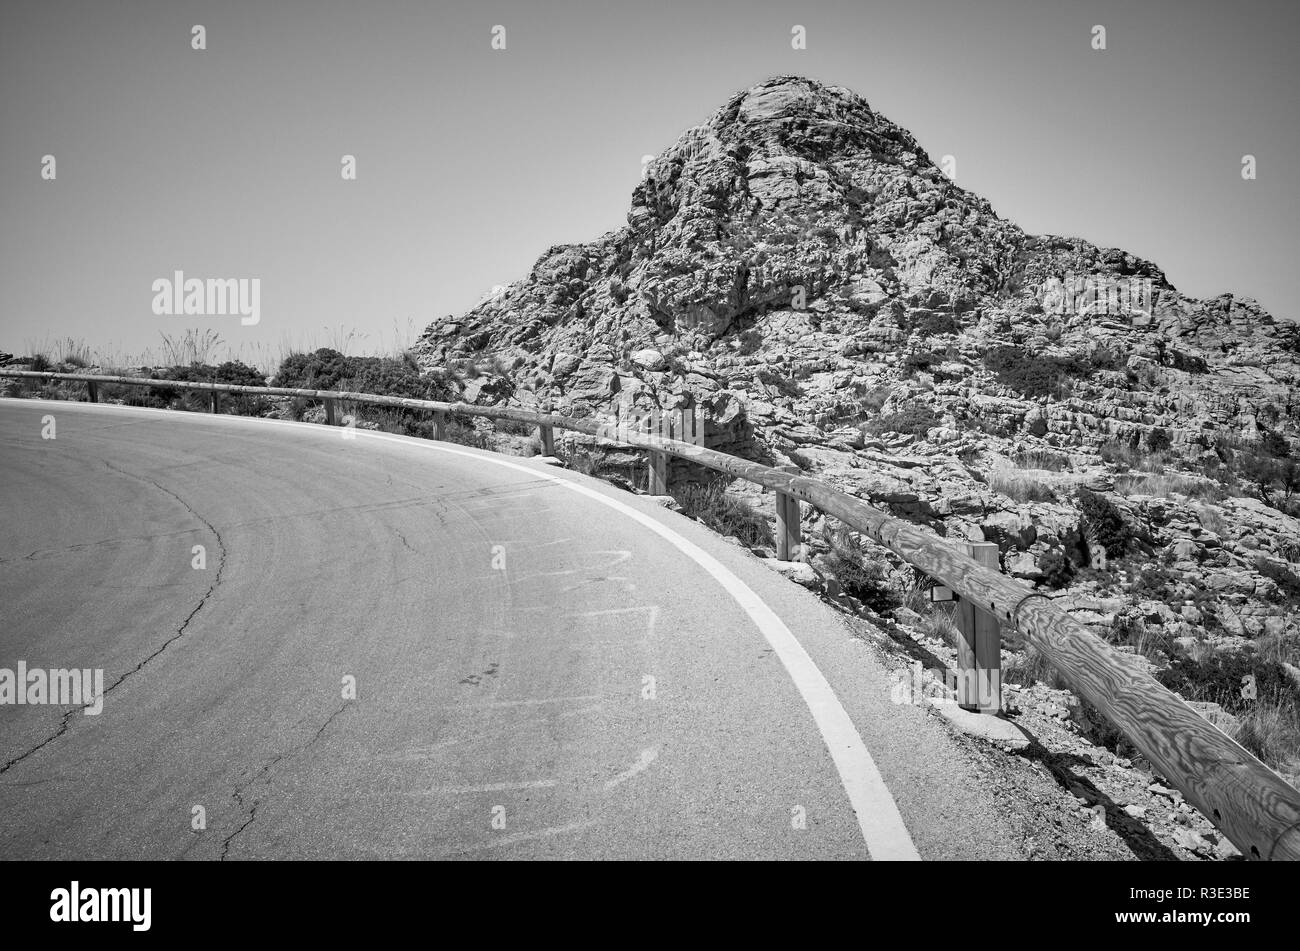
1 0 1296 362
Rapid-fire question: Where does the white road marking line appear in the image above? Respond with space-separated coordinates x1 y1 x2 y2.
7 401 921 860
605 747 659 791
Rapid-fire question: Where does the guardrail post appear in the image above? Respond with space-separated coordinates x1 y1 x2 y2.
86 382 98 403
324 398 337 426
955 541 1002 713
648 450 668 494
538 422 555 456
432 411 446 441
775 492 801 560
774 465 802 561
209 391 221 414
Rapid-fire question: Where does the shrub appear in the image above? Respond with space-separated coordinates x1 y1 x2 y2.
755 368 802 399
1013 449 1071 471
853 382 892 414
1254 556 1300 604
1099 437 1140 471
736 329 763 355
983 345 1089 398
1005 644 1068 690
865 402 940 437
158 360 270 415
1232 701 1300 770
989 471 1056 502
1077 489 1132 558
902 350 941 374
672 480 774 549
907 311 960 338
274 348 453 430
1090 344 1123 370
1157 653 1300 717
1039 547 1076 589
1146 427 1172 453
162 360 266 386
1114 473 1225 501
276 348 450 401
820 524 899 613
1128 566 1177 601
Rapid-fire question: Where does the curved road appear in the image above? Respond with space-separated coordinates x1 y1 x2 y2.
0 399 1020 860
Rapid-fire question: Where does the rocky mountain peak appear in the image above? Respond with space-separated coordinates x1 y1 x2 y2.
412 78 1300 742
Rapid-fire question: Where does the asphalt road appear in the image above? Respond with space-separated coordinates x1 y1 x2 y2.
0 399 1020 860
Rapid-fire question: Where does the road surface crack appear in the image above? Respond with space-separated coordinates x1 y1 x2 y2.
219 703 351 859
0 462 229 776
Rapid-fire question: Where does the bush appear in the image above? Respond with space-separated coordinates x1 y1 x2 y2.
1232 701 1300 769
1013 449 1071 471
274 348 453 430
1114 472 1225 501
672 480 774 549
988 471 1056 502
1146 427 1172 453
1039 547 1076 589
736 329 763 355
1077 489 1132 558
1099 437 1140 471
1157 654 1300 717
983 346 1089 398
156 360 270 415
275 348 450 401
865 402 940 437
1128 565 1178 601
755 368 802 399
1205 430 1299 510
1254 556 1300 604
906 311 960 338
820 524 899 613
852 383 892 414
1005 644 1068 690
902 350 937 373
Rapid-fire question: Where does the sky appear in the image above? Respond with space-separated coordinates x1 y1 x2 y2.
1 0 1296 365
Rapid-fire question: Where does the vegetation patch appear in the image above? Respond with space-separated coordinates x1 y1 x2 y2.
1254 556 1300 605
820 524 899 613
983 345 1090 398
1077 489 1133 558
989 471 1056 503
672 480 774 549
864 402 940 437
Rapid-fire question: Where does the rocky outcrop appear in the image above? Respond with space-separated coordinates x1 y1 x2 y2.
414 75 1300 655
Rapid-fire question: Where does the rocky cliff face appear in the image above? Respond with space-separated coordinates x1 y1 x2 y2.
414 76 1300 673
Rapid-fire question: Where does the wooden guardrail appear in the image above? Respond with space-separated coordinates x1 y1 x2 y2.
5 367 1300 860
